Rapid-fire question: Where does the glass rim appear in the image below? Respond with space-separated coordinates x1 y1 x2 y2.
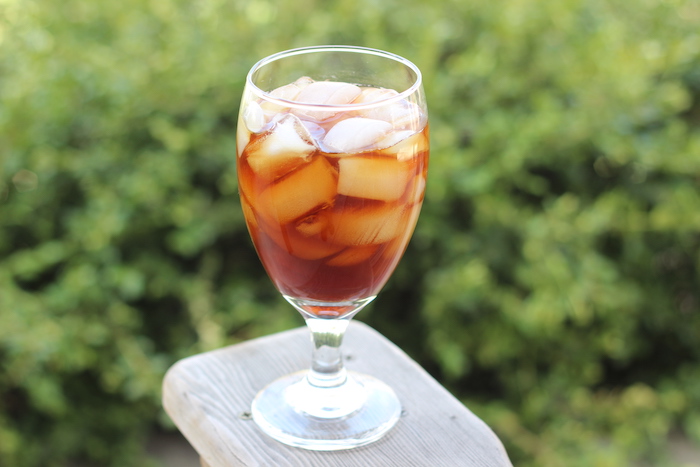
245 45 423 112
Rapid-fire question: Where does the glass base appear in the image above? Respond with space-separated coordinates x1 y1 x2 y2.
251 370 401 451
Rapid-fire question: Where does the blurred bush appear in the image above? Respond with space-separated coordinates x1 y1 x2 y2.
1 0 699 465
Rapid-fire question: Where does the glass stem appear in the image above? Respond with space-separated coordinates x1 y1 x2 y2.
305 318 350 389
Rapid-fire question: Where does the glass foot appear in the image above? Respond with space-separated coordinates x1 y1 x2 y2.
251 370 401 451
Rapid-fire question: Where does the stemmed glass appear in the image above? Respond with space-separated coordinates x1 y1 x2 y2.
236 45 428 451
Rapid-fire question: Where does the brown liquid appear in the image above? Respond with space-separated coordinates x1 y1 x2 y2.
238 84 429 306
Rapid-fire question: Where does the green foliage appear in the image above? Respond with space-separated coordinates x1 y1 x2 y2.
1 0 699 465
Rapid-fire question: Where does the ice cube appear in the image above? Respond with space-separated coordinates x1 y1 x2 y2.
380 236 407 265
271 84 303 101
236 119 250 157
381 202 423 261
323 117 393 153
245 113 318 181
243 100 266 133
336 155 413 202
301 120 325 141
296 81 362 105
240 194 259 231
237 161 259 202
295 209 331 237
255 213 343 260
353 87 399 105
281 233 344 260
376 129 428 161
327 203 406 246
293 76 315 88
256 155 337 225
325 245 379 267
407 195 424 221
273 77 314 100
405 173 427 205
293 81 362 121
260 76 315 115
358 98 422 130
267 223 344 260
374 130 413 150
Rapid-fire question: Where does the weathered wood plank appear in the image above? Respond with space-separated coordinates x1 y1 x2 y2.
163 321 512 467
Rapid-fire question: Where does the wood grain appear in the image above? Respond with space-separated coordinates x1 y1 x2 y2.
163 321 512 467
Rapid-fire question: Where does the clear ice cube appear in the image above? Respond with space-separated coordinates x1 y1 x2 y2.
375 130 413 150
269 223 344 260
295 209 331 237
405 173 427 205
353 87 399 105
336 155 412 202
327 203 406 246
301 120 326 141
282 233 344 260
236 120 250 158
323 117 393 153
261 76 315 115
243 100 266 133
325 245 379 267
357 98 422 130
376 129 428 161
245 113 318 181
256 155 337 225
293 81 362 121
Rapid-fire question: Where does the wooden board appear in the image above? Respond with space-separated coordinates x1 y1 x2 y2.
163 321 513 467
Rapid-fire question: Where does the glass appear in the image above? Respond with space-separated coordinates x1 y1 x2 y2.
236 45 428 450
